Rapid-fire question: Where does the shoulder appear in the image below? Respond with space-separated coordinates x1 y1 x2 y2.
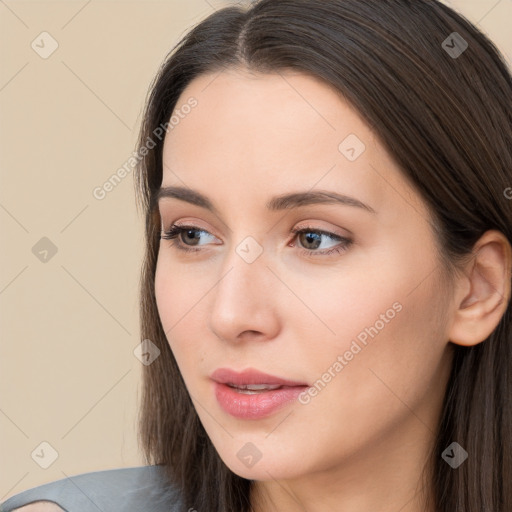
0 465 183 512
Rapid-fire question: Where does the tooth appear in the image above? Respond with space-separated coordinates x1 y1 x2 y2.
227 383 282 391
245 384 281 390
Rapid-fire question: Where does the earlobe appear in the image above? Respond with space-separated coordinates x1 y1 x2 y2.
448 230 512 347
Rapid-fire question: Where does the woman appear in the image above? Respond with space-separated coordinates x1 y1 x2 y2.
2 0 511 511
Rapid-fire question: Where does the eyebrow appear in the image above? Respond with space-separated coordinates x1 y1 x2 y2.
152 186 376 215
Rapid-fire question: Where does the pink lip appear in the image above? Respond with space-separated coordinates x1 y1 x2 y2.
210 367 308 387
210 368 308 420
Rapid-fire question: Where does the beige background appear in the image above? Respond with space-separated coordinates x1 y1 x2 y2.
0 0 511 501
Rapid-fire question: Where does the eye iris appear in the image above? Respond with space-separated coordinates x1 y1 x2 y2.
183 229 201 245
300 231 321 250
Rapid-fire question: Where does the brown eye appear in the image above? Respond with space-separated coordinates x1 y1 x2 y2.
161 224 216 252
291 227 353 257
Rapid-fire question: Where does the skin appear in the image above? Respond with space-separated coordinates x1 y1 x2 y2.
154 68 511 512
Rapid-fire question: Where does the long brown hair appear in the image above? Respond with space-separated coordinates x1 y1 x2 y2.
134 1 512 510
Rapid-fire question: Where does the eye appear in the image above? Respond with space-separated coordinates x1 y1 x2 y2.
160 224 216 253
160 223 353 257
289 226 353 257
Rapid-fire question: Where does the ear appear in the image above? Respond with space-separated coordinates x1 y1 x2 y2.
448 229 512 347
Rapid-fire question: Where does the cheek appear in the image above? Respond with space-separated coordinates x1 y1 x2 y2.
154 252 210 366
154 251 200 328
284 261 409 364
154 254 190 360
311 267 447 410
291 244 446 403
284 276 447 465
307 236 440 354
154 255 173 328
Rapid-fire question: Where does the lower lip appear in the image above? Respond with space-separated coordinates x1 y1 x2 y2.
213 381 307 420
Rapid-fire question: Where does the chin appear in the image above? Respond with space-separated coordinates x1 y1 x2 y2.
217 444 307 481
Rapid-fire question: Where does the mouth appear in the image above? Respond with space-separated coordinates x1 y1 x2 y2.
210 368 309 419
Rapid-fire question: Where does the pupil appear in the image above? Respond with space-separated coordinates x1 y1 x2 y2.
302 232 320 249
184 229 200 245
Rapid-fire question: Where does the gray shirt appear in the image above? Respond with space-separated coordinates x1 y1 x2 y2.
0 465 183 512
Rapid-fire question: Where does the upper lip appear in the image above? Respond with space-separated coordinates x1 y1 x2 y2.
210 367 308 387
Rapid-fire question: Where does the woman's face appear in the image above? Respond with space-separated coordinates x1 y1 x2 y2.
154 68 455 483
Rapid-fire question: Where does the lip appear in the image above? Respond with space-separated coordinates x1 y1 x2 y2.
210 367 308 387
210 368 309 420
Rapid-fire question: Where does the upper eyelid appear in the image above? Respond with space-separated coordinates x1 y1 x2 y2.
291 226 344 237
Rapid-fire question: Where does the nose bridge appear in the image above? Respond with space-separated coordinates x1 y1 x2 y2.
209 234 276 340
215 237 270 312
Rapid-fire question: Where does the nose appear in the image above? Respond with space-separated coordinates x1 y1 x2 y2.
209 241 280 344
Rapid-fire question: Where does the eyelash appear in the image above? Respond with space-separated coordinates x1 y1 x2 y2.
160 224 353 257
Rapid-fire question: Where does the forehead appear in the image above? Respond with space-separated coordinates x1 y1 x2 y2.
160 69 426 219
163 68 371 164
